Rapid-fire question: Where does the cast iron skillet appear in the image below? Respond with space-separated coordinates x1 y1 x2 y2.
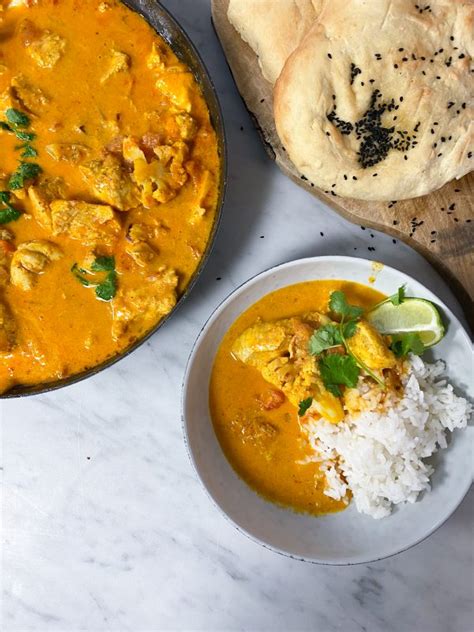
3 0 226 398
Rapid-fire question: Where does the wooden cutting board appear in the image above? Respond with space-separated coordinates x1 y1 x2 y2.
211 0 474 318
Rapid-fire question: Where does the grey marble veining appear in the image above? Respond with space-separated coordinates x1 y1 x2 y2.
1 1 472 631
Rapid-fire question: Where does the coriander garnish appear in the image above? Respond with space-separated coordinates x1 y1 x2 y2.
71 256 118 301
1 108 42 190
0 191 21 224
309 290 386 396
298 397 313 417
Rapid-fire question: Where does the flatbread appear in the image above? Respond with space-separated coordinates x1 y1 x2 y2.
274 0 474 201
227 0 323 84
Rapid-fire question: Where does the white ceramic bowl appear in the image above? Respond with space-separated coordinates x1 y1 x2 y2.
182 256 473 564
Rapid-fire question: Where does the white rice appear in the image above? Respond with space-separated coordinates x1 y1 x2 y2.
305 355 472 519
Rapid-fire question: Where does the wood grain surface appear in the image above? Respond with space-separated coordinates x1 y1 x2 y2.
211 0 474 319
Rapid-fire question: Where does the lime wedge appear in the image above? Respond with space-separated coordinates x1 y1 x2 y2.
366 298 445 347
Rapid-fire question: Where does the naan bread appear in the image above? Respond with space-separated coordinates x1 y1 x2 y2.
227 0 323 84
274 0 474 201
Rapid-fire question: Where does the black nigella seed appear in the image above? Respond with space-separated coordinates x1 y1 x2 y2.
216 277 222 281
422 70 426 75
454 188 460 192
394 64 398 69
260 98 265 103
392 239 397 244
421 56 426 60
402 57 408 62
450 36 454 41
441 136 446 142
438 152 443 157
399 48 404 52
393 220 398 225
400 96 404 102
431 230 437 234
449 203 456 210
353 176 358 180
458 53 465 59
328 53 332 59
372 173 378 177
240 125 244 131
447 102 454 108
343 174 348 180
436 76 441 80
361 226 366 230
462 103 466 109
320 232 324 237
326 132 330 136
260 235 264 239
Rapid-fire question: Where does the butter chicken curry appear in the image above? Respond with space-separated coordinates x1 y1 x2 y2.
0 0 220 393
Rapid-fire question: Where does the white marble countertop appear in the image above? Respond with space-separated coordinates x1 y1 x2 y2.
1 1 472 631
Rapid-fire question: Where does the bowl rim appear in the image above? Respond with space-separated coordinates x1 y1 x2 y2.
181 255 473 565
2 0 227 398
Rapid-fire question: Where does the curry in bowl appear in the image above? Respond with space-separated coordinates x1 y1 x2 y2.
210 279 470 519
0 0 221 393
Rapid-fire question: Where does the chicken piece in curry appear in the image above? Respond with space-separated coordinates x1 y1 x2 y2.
0 0 220 393
210 280 403 516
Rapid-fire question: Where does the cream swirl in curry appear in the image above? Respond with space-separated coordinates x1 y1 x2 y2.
0 0 220 393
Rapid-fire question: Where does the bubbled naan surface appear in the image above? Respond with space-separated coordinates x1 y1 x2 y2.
274 0 473 201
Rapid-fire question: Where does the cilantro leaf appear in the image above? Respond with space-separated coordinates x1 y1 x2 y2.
0 191 21 224
390 332 425 357
388 284 406 306
8 162 42 190
91 255 115 272
71 263 91 287
0 121 12 132
309 324 342 355
343 320 358 338
14 130 36 142
0 207 21 224
19 145 38 159
329 291 364 320
318 354 360 396
6 108 30 128
95 271 117 301
298 397 313 417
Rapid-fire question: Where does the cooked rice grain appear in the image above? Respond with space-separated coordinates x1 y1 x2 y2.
305 356 472 519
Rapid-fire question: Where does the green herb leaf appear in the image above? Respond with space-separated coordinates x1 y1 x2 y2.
329 291 364 320
8 162 42 190
389 284 406 306
309 324 342 355
298 397 313 417
0 191 21 224
0 206 21 224
71 263 91 287
343 320 358 338
318 354 360 397
6 108 30 128
95 271 117 301
14 130 36 142
0 121 12 132
91 255 115 272
390 332 425 357
20 145 38 159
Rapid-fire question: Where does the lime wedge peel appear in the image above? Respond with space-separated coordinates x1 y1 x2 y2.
366 298 445 347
